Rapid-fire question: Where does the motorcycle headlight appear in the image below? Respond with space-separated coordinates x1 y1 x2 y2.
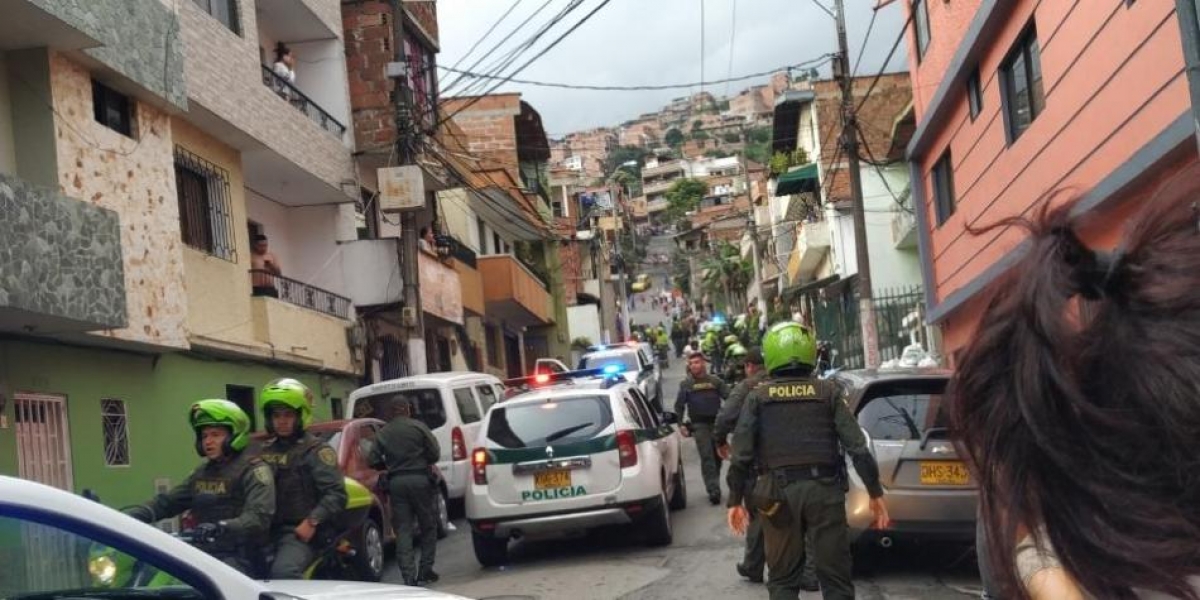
89 554 117 586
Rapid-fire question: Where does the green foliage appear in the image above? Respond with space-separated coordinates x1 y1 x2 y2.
743 126 774 165
746 127 771 144
718 99 731 112
768 148 811 176
722 132 741 144
604 146 650 176
571 336 594 350
691 119 703 131
665 127 685 148
700 241 753 313
671 248 692 292
664 178 709 221
705 149 733 159
691 130 710 141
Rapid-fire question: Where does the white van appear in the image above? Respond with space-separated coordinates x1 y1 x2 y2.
348 372 506 506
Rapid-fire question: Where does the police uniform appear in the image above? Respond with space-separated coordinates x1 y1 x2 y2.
674 372 730 502
258 432 348 578
715 367 767 582
728 376 884 600
137 451 276 575
370 413 442 585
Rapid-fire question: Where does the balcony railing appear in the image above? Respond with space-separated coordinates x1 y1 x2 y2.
260 65 347 137
249 269 352 319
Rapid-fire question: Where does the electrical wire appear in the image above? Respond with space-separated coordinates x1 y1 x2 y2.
724 0 738 98
855 11 912 114
447 0 527 73
440 0 556 95
852 8 878 77
438 55 833 92
699 0 706 98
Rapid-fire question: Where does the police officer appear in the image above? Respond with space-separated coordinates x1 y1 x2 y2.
257 378 347 579
125 400 275 576
369 399 441 586
727 322 890 599
723 342 748 384
673 351 730 505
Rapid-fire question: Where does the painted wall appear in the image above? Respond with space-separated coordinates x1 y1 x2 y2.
0 338 357 505
863 165 922 290
0 54 16 176
904 0 982 118
51 53 189 349
913 0 1189 302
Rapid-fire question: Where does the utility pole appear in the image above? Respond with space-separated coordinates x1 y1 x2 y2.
609 182 631 341
833 0 880 367
389 0 427 375
738 122 768 320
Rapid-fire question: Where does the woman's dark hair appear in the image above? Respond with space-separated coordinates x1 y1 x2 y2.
274 42 291 63
950 190 1200 599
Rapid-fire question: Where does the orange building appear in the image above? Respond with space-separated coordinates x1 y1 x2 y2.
904 0 1199 359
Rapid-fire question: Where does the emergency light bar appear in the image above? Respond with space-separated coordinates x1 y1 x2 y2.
503 367 608 389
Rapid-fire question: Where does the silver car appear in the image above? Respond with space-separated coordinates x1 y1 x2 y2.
833 369 977 554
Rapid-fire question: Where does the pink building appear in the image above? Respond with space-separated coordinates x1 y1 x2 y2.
905 0 1200 358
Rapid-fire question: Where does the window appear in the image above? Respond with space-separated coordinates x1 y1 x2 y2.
932 151 956 225
403 33 438 133
453 387 482 424
192 0 239 35
1001 25 1045 141
493 233 502 255
225 385 256 431
486 396 613 448
476 384 499 413
100 399 130 467
913 0 931 61
92 80 134 137
623 392 653 429
330 397 344 420
477 218 488 254
175 146 236 261
967 68 983 120
354 388 448 430
855 379 948 441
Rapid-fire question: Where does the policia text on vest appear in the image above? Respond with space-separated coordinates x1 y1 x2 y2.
727 377 889 600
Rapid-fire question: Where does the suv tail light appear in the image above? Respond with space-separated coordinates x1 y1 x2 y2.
617 430 638 468
451 426 467 461
471 448 489 485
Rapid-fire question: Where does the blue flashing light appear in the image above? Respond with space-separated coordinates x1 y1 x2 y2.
602 364 624 375
711 314 726 325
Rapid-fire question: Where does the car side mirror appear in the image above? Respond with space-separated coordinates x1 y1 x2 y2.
662 412 679 424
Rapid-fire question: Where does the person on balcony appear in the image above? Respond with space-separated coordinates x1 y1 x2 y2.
251 235 281 298
273 43 296 84
418 226 436 254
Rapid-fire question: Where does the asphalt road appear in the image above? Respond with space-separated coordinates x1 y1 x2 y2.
383 346 983 599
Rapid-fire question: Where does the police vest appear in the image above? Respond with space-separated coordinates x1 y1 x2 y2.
259 434 323 526
685 377 723 419
189 451 258 550
753 377 840 470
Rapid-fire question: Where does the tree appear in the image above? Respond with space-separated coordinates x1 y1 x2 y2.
700 241 753 313
692 119 704 131
665 178 708 221
747 126 771 144
691 130 710 141
609 168 639 197
665 127 685 148
722 132 741 144
671 247 692 292
604 145 650 176
768 148 811 176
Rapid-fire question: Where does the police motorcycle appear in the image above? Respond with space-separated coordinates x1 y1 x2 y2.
85 476 379 588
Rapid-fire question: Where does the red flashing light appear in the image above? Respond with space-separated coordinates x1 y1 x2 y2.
534 373 551 384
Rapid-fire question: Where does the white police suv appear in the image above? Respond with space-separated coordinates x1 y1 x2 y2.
466 368 686 566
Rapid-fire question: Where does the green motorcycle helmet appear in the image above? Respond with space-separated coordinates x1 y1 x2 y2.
762 322 818 374
259 378 314 434
724 334 739 346
726 343 748 358
189 399 252 456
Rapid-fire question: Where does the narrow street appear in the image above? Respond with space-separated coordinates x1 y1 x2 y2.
382 235 984 597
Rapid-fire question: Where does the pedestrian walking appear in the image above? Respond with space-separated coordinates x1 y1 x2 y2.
727 322 889 599
673 352 729 505
949 195 1200 599
256 379 347 579
369 400 442 586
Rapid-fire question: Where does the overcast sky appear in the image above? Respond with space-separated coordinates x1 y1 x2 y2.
434 0 910 136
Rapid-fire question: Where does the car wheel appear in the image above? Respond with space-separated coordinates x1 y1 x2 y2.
472 531 509 567
668 459 687 511
644 489 673 546
435 489 450 540
353 517 385 582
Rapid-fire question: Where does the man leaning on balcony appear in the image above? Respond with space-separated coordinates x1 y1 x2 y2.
252 235 282 298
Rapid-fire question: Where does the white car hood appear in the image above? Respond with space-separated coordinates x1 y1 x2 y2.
263 580 473 599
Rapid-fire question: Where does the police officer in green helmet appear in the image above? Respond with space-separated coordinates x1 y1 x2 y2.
674 351 730 505
257 378 347 579
724 342 748 384
125 400 275 576
726 322 890 599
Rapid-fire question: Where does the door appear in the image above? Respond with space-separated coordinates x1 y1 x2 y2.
12 393 78 590
14 393 74 490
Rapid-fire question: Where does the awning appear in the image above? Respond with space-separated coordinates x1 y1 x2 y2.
775 163 820 196
780 274 840 299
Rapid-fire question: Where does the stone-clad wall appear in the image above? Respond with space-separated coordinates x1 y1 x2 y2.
29 0 187 109
0 173 126 330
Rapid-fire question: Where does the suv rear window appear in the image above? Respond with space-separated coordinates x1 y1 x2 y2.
486 396 613 449
353 388 448 430
578 351 639 373
855 379 948 441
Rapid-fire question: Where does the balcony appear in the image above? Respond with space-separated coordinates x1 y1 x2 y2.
794 219 831 280
0 173 126 334
446 240 485 316
2 2 99 53
892 208 917 249
478 255 553 328
419 250 463 325
249 270 351 319
339 238 403 307
261 66 346 137
643 179 676 196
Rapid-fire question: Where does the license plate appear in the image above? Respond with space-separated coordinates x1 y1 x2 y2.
534 469 572 490
919 461 970 485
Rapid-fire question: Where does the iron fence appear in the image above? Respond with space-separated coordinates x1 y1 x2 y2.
249 269 352 320
807 283 926 370
261 65 347 137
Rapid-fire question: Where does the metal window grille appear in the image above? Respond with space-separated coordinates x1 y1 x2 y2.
100 399 130 467
174 146 236 262
192 0 240 34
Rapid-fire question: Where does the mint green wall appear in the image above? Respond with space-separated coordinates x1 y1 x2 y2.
0 339 358 508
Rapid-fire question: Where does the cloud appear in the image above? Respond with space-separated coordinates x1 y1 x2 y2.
435 0 910 135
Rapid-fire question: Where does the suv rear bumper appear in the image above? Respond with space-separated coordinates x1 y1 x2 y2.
470 495 664 539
